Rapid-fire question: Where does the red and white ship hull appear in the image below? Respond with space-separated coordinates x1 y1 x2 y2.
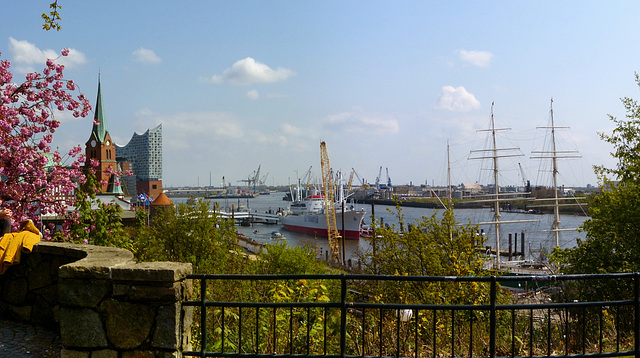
281 209 365 239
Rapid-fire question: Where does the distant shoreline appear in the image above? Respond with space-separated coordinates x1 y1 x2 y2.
355 198 589 216
165 193 588 216
355 198 481 209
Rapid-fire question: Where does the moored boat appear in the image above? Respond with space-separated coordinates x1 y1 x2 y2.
281 194 365 239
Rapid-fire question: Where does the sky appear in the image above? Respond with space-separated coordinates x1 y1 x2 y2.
2 1 639 189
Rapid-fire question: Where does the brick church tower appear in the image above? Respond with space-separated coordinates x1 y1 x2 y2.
85 79 120 194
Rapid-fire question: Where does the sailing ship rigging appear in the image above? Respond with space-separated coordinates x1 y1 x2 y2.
468 102 538 269
529 98 586 248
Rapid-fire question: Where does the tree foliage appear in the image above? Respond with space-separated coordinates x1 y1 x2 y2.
358 206 493 305
552 73 640 275
131 198 245 274
42 1 62 31
252 240 332 275
362 207 486 277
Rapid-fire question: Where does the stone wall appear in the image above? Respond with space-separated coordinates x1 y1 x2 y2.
0 242 193 358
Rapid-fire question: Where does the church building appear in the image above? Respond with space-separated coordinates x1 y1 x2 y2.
85 79 163 201
85 79 125 195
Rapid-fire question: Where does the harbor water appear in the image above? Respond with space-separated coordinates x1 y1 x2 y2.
175 193 588 262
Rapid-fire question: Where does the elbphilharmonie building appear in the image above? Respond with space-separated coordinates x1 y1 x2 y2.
116 124 163 200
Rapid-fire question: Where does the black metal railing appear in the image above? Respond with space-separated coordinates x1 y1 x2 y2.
183 273 640 358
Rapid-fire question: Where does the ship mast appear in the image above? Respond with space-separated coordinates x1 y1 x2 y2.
469 102 525 269
491 106 501 266
530 98 583 248
490 105 502 269
550 100 561 247
447 139 453 210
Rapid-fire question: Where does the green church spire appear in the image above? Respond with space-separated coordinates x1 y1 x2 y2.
92 77 108 143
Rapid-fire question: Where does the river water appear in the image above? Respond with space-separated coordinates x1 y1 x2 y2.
174 193 588 262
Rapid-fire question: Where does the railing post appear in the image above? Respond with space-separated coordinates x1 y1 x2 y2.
490 276 497 358
635 272 639 358
201 278 207 357
340 273 347 358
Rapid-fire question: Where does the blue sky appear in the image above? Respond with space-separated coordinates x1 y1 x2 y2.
2 1 639 188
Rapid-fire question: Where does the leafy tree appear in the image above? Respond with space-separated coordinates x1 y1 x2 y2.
549 75 640 335
252 240 333 275
131 198 244 274
362 207 486 277
0 49 90 234
552 73 640 275
359 206 491 304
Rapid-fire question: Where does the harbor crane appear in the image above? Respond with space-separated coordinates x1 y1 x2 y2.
351 168 369 189
320 141 342 263
238 165 261 192
386 167 392 190
259 172 269 186
303 166 312 191
518 163 531 192
376 166 392 190
292 166 313 203
347 170 354 193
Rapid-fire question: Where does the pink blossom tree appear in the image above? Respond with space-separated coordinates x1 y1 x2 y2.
0 49 90 236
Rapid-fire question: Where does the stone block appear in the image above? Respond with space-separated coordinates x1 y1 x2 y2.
28 260 53 290
181 306 193 351
122 350 156 358
25 251 42 268
59 307 108 348
60 349 90 358
59 264 113 280
31 294 54 323
152 304 179 349
59 278 111 307
3 277 28 304
92 349 119 358
9 304 32 321
182 279 193 300
113 282 180 302
34 284 58 305
58 244 134 279
53 303 60 322
111 262 192 283
103 299 154 349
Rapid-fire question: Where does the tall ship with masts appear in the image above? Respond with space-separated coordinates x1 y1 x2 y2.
467 100 588 271
468 102 538 269
529 98 587 248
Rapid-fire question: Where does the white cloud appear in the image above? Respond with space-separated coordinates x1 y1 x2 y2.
247 90 259 100
245 90 288 100
435 86 481 112
132 47 162 64
209 57 295 85
248 130 289 146
322 108 399 135
459 50 494 67
8 37 87 73
282 123 304 136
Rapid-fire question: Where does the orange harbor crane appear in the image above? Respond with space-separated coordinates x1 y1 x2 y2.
320 141 342 263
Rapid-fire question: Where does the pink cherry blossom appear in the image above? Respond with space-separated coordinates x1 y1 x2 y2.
0 49 91 238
